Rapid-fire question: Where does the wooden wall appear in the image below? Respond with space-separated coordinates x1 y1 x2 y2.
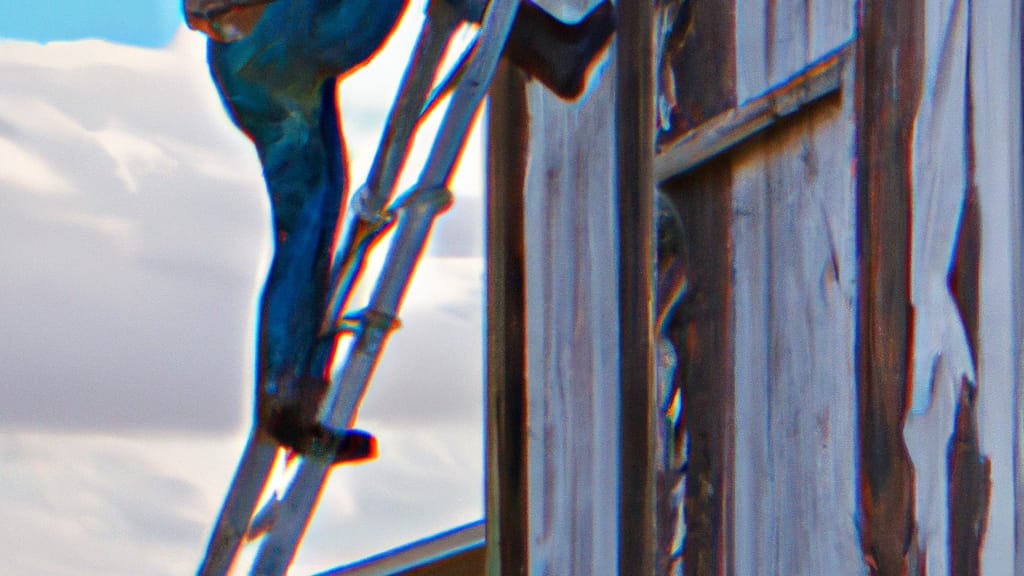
485 0 1024 574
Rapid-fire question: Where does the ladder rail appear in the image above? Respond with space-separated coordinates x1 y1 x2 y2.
197 3 460 573
197 432 278 575
197 0 520 573
249 1 519 571
322 0 464 334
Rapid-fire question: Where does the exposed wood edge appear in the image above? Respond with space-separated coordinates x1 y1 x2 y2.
314 520 485 576
654 42 850 183
947 53 990 575
616 0 658 574
484 57 529 576
854 0 922 572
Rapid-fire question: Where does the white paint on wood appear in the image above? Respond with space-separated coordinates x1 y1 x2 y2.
730 60 862 575
902 1 974 572
522 2 620 571
907 0 973 416
735 0 769 102
731 118 774 576
970 0 1023 572
735 0 854 102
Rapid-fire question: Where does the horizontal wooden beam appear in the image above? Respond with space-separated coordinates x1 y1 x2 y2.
654 42 850 183
315 520 485 576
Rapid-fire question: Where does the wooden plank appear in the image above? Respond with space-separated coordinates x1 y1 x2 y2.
654 43 847 183
654 1 737 573
948 179 988 576
809 0 855 67
521 1 620 573
616 0 657 574
854 0 923 572
968 0 1024 571
484 57 529 576
729 129 772 576
661 158 735 576
729 60 862 575
656 0 736 144
735 0 855 102
901 1 972 572
733 0 768 102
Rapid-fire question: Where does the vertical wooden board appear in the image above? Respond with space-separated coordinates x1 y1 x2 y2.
767 0 809 89
658 0 736 143
662 157 734 576
734 0 769 102
901 0 972 572
616 1 657 574
730 75 861 575
970 0 1024 571
735 0 854 102
522 35 620 576
730 134 774 576
765 94 860 576
809 0 855 67
485 59 529 576
855 0 922 571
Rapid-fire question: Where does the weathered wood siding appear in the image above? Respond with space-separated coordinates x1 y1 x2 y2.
520 1 621 574
903 0 974 572
971 2 1024 574
729 60 861 576
855 0 921 570
486 58 529 576
735 0 854 102
728 4 860 574
485 0 1024 573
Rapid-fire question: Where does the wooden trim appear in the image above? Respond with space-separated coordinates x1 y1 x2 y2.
654 43 849 183
660 160 735 576
484 57 529 576
854 0 923 572
616 1 657 574
947 64 991 576
315 521 485 576
656 0 736 142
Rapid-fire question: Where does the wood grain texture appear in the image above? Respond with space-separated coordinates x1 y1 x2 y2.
655 44 846 183
729 65 862 575
656 0 736 145
521 1 621 572
855 0 923 572
968 2 1024 572
661 158 734 576
735 0 855 103
655 1 737 573
947 132 989 576
616 0 657 574
901 1 973 572
485 58 529 576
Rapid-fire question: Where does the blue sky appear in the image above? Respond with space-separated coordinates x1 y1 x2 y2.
0 0 181 46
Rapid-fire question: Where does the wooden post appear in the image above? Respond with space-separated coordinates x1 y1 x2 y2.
616 0 657 574
485 58 530 576
855 0 922 571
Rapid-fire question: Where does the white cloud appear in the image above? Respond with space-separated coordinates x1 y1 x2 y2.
93 126 178 192
0 10 484 575
0 135 74 194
